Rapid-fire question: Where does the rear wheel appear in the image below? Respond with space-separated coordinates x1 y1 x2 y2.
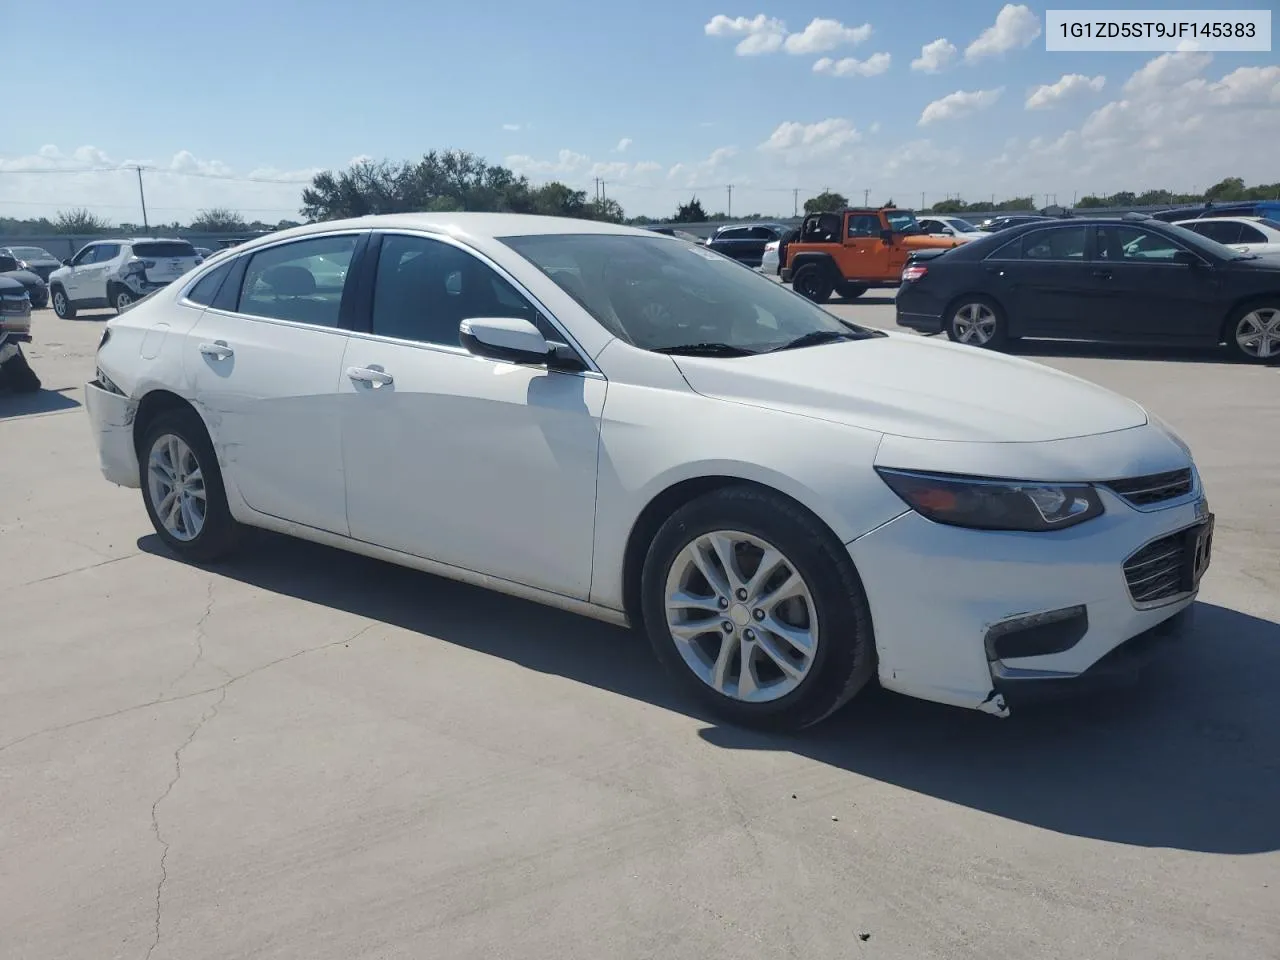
640 486 876 731
792 263 835 303
1225 302 1280 363
139 407 243 562
946 296 1007 349
110 284 133 314
51 286 75 318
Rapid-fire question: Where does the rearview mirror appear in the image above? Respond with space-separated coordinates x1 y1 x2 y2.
459 316 551 365
62 259 72 267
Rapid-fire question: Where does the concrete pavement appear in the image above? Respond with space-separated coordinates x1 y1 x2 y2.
2 304 1277 960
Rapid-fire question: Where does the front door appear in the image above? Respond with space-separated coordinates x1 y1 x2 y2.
63 243 100 300
339 232 604 599
843 213 888 281
1089 224 1222 342
78 243 119 303
184 232 365 534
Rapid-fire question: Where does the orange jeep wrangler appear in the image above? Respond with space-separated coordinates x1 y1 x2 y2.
780 207 963 302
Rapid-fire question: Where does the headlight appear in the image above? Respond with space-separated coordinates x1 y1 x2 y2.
875 468 1104 532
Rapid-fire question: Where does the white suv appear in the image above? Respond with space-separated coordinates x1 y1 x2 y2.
49 238 203 317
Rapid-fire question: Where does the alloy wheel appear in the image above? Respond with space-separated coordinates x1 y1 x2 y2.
663 530 819 703
116 290 132 312
53 290 67 315
147 433 207 541
952 303 998 345
1236 308 1280 359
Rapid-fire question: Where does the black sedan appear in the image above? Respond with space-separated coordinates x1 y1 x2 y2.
703 222 788 268
977 214 1053 232
0 245 62 282
895 213 1280 363
0 253 49 309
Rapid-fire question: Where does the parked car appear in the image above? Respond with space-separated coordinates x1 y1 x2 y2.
782 207 960 301
1174 216 1280 257
917 215 987 241
704 223 788 268
646 227 704 243
1151 201 1280 223
0 253 50 309
0 245 62 282
0 277 39 393
86 213 1212 729
194 246 214 258
895 213 1280 363
759 240 780 276
977 214 1053 232
48 238 204 317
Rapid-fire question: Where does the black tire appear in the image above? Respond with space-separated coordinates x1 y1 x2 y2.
110 284 134 314
792 263 835 303
1 352 41 393
50 285 75 319
138 406 243 563
1223 301 1280 364
640 485 877 732
838 282 869 300
945 294 1008 350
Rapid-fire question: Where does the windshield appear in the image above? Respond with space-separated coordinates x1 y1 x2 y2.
885 211 921 233
1161 221 1258 260
9 247 54 260
501 233 876 354
946 218 978 232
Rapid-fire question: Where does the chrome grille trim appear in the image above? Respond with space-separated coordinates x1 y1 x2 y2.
1103 468 1194 508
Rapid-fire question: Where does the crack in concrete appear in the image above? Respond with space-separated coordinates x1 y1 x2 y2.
0 622 380 756
163 581 232 697
15 552 141 588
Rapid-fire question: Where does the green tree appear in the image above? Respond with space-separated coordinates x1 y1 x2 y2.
54 208 111 233
1204 177 1246 201
672 198 708 223
191 208 248 232
928 198 971 214
803 190 848 214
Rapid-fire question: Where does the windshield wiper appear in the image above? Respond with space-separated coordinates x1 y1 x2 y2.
651 342 758 357
769 329 866 352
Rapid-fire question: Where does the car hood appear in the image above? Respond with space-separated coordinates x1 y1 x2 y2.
903 234 962 250
22 258 61 269
671 334 1148 443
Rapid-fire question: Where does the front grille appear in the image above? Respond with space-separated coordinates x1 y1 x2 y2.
1124 533 1186 603
1105 468 1193 507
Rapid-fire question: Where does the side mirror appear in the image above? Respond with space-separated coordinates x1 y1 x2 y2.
62 259 72 267
879 228 894 244
459 316 552 365
1172 250 1202 267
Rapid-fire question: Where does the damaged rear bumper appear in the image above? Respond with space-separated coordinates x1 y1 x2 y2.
84 378 140 488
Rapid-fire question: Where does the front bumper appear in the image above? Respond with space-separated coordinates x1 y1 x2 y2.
84 379 140 488
847 483 1210 716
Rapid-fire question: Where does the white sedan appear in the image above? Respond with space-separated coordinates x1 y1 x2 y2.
1174 216 1280 256
917 215 988 242
86 214 1212 730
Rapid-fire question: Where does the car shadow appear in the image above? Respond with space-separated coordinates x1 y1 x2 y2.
1007 339 1251 366
0 386 81 419
842 295 897 306
136 531 1280 855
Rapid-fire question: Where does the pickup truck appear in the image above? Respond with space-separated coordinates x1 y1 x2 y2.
780 207 962 302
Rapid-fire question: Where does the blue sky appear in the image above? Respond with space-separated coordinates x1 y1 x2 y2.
2 1 1276 222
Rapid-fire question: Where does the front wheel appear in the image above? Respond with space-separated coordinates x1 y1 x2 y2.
640 486 876 731
111 285 133 314
51 286 75 319
791 264 834 303
945 296 1007 349
139 407 244 562
1225 303 1280 364
0 351 41 393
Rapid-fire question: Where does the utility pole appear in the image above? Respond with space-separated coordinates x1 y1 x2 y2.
920 191 926 210
793 188 799 217
135 165 149 230
726 184 733 218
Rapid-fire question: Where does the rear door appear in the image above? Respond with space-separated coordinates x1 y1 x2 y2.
1089 224 1222 342
185 231 368 534
131 240 203 287
983 225 1096 338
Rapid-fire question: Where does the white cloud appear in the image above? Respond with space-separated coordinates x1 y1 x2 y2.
964 4 1041 63
783 18 872 54
813 53 891 77
869 121 882 134
919 88 1003 125
1025 74 1106 110
666 146 739 187
502 123 523 132
1123 50 1213 94
911 38 956 73
759 119 861 160
704 14 787 55
614 137 632 153
504 149 589 177
0 145 319 224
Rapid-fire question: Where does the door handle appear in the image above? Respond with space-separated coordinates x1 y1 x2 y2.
347 366 394 387
1092 269 1113 279
199 340 233 360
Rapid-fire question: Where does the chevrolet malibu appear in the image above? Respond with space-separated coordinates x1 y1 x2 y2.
85 214 1213 730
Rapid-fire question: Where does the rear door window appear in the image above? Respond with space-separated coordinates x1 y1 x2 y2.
1022 226 1086 260
236 235 359 328
1236 223 1267 244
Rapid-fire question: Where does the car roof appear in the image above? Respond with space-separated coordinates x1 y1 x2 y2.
1174 216 1263 224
